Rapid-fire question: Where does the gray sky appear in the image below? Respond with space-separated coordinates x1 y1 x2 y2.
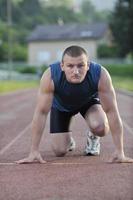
90 0 117 11
75 0 117 11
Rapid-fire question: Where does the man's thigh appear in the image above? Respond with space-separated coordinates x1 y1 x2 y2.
50 107 73 155
50 107 73 133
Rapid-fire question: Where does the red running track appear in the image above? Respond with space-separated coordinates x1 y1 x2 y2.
0 88 133 200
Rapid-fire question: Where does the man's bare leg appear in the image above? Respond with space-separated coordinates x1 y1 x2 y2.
84 104 109 155
85 104 109 137
51 132 74 157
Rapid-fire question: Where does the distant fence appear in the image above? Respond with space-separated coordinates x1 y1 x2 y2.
0 62 36 70
95 58 133 65
0 69 39 80
0 59 133 70
0 59 133 80
0 62 40 80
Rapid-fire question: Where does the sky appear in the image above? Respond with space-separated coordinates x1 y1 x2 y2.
90 0 117 11
75 0 117 11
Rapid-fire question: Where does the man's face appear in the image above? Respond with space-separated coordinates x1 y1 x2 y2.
61 54 89 84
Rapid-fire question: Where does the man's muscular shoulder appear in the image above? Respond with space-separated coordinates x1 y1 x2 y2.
98 66 113 92
40 68 54 94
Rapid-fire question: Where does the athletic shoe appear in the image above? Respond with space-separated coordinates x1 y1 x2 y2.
85 131 100 156
67 137 76 151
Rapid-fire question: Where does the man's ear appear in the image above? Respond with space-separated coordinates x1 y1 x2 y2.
87 61 90 71
60 62 64 71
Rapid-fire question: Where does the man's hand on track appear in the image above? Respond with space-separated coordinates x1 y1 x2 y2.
15 151 46 164
109 152 133 163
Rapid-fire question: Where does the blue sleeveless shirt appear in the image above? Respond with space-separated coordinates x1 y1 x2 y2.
50 61 101 112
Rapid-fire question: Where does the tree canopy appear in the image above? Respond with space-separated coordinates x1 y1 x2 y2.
110 0 133 57
0 0 110 61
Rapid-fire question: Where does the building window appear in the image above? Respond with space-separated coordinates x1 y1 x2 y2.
80 31 92 37
56 50 62 61
37 51 51 64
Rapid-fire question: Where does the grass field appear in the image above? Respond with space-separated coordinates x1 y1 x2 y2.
112 76 133 92
0 80 39 94
0 76 133 94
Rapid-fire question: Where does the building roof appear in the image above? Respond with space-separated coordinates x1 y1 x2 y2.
27 22 108 42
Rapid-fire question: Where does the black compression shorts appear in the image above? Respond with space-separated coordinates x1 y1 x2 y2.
50 98 100 133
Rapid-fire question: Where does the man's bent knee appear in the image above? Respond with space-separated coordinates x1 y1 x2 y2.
90 123 109 137
52 147 67 157
50 132 71 157
51 142 67 157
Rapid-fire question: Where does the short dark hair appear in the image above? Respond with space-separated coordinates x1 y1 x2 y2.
62 45 87 62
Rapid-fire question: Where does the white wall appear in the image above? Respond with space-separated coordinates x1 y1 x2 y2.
28 40 97 66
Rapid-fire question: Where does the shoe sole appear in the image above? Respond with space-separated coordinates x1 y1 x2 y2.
85 154 100 156
85 152 100 156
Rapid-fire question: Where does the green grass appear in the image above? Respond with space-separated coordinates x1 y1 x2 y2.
104 64 133 91
112 76 133 91
0 76 133 94
105 64 133 77
0 80 39 94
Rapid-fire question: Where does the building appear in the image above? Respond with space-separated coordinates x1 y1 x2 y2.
27 22 112 66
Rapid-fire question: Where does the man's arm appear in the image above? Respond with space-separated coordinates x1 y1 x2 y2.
16 68 54 164
98 67 133 163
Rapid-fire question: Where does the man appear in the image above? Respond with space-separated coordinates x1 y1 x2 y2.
16 45 133 164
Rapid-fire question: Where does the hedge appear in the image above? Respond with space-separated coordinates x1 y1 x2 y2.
104 64 133 77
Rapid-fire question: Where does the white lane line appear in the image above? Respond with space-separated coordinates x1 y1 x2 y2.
0 124 31 156
51 162 89 165
0 162 15 165
123 121 133 136
0 162 90 166
0 120 132 159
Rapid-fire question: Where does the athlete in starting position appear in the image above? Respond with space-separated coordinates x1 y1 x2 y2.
16 45 133 164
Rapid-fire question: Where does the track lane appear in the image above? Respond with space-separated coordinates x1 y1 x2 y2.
0 89 133 200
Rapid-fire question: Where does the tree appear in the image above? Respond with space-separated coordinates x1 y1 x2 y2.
0 0 7 21
40 0 73 8
81 0 96 23
0 0 111 62
41 6 82 24
110 0 133 57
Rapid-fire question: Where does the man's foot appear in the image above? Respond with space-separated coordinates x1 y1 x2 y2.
85 131 100 156
67 137 76 151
